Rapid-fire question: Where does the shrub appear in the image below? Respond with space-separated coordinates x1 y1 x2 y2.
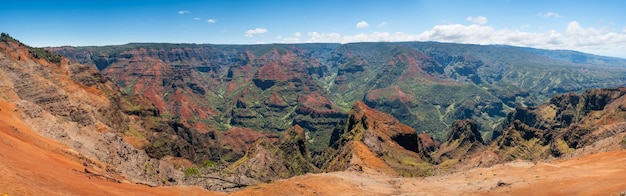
29 47 62 63
1 32 62 64
201 160 217 168
183 167 199 177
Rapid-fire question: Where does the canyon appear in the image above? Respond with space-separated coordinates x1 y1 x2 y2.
2 33 626 194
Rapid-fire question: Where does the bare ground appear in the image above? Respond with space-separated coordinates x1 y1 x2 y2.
2 98 626 195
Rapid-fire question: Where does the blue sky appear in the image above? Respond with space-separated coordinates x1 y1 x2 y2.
1 0 625 58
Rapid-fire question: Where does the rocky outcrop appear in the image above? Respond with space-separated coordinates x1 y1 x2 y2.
323 101 434 176
58 44 347 153
491 120 553 161
0 34 174 186
0 34 280 189
416 132 440 160
433 120 486 163
489 87 626 161
226 125 318 183
144 122 278 163
51 41 626 147
42 37 626 179
7 31 626 190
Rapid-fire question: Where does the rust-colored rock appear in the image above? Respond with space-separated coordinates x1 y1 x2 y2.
227 125 318 183
324 101 433 176
434 119 486 163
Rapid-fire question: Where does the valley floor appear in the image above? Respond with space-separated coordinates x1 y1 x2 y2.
2 97 626 195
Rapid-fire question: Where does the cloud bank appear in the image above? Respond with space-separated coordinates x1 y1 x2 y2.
539 12 562 18
466 16 488 25
276 17 626 58
356 21 369 28
245 28 268 37
377 21 387 28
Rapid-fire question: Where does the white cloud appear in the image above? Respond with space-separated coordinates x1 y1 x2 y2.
245 28 268 37
538 12 562 18
356 21 369 28
377 21 387 28
177 10 190 15
193 17 200 21
276 21 626 58
566 21 583 34
276 32 302 42
466 16 488 25
207 19 216 24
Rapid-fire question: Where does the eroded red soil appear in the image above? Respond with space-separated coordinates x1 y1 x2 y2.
2 96 626 195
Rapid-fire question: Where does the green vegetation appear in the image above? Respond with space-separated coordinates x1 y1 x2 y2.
125 126 145 139
121 79 138 95
160 113 172 119
1 32 22 44
226 152 249 172
1 32 62 63
145 161 157 175
29 47 62 63
554 139 573 154
51 40 626 144
42 40 626 179
201 160 217 168
183 167 199 177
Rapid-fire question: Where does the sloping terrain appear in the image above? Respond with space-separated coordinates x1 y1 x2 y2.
226 125 318 184
3 33 626 194
0 34 170 186
321 101 432 176
51 44 346 152
3 86 626 195
0 33 277 190
232 149 626 196
50 41 626 144
433 119 486 164
0 99 216 195
489 87 626 161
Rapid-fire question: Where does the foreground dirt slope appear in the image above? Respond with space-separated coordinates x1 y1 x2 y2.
2 87 626 195
234 150 626 196
0 100 218 196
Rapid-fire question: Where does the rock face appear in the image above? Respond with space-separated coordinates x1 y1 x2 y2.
433 120 486 163
142 124 277 163
322 101 434 176
491 120 552 161
0 33 277 188
412 87 626 172
489 87 626 161
51 44 346 152
32 35 626 185
0 34 170 185
396 86 626 172
50 41 626 146
227 125 318 183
